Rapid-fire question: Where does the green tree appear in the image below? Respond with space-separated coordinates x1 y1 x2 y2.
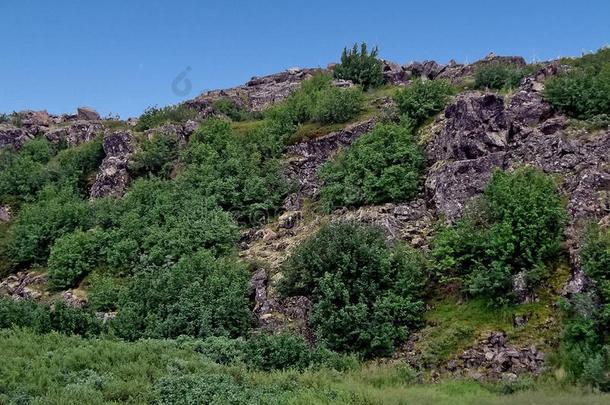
333 43 384 90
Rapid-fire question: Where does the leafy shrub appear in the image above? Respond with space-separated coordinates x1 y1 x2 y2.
194 336 247 365
49 136 104 194
155 372 275 405
135 104 198 131
48 229 106 290
6 187 91 268
544 48 610 120
183 334 356 372
51 300 104 337
280 222 427 357
556 293 610 391
473 62 535 90
333 43 384 90
0 298 102 337
244 332 313 371
113 250 252 340
0 137 103 205
394 79 453 127
580 223 610 326
268 73 364 127
99 177 239 269
177 119 290 226
319 123 424 211
433 167 566 303
0 297 52 333
128 132 179 178
212 98 259 122
86 274 123 312
312 86 364 124
0 140 52 204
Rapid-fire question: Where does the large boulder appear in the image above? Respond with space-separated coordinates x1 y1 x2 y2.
0 124 31 149
45 121 103 146
77 107 101 121
427 92 508 162
382 60 407 85
426 153 506 221
90 131 134 198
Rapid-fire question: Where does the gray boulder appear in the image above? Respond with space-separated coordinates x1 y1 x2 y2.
0 124 31 150
77 107 101 121
90 131 134 198
427 92 508 162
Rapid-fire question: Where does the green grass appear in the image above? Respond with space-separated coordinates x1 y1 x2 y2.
230 118 265 136
415 262 570 367
0 328 608 405
287 85 402 144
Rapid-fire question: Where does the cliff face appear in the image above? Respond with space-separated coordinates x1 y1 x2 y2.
1 52 609 381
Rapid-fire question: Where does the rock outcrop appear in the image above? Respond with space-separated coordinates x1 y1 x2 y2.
0 205 10 223
187 67 321 113
90 130 134 198
250 267 312 337
77 107 101 121
447 332 545 381
0 271 48 300
283 118 376 210
424 65 610 294
0 107 106 151
45 121 103 147
0 124 31 149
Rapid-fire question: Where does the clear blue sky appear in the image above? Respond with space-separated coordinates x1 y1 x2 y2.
1 0 608 118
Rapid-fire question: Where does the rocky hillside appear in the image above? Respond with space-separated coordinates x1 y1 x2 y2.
1 46 610 402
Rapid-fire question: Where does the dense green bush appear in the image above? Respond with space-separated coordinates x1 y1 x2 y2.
312 86 364 124
473 62 536 90
47 229 106 290
0 137 103 205
268 73 364 127
135 104 199 131
177 119 290 226
580 223 610 326
155 372 276 405
319 123 424 211
185 334 357 372
49 136 104 195
0 298 102 337
556 293 610 391
280 222 427 357
86 273 123 312
113 250 252 340
0 297 52 333
393 79 453 127
545 66 610 120
212 98 259 122
433 167 565 303
90 176 238 270
128 132 178 178
0 139 54 204
333 43 384 90
6 187 91 268
244 332 313 371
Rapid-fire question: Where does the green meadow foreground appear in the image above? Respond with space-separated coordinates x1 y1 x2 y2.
1 328 609 405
